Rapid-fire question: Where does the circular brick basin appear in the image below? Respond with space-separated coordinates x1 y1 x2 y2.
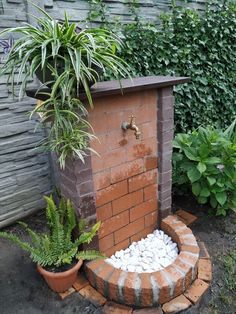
85 215 200 307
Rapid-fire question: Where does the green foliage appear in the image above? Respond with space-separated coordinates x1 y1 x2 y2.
173 119 236 216
0 195 104 268
220 249 236 292
0 3 129 169
115 0 236 132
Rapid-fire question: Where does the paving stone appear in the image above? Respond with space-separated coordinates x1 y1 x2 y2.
58 287 76 300
72 272 89 291
162 294 192 313
184 279 209 304
133 307 163 314
103 301 133 314
175 209 198 226
198 242 211 259
198 259 212 282
79 285 107 307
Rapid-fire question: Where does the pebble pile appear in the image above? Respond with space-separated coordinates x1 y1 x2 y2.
106 230 179 273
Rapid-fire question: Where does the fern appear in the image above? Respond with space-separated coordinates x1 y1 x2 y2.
0 195 103 268
76 250 105 260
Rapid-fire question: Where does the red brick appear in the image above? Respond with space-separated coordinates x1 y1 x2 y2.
141 120 157 140
92 155 105 173
181 245 200 255
133 308 163 314
134 101 157 124
144 156 158 171
104 148 126 169
184 279 209 304
165 265 184 297
123 272 137 305
152 271 171 304
129 169 157 192
178 252 198 269
198 242 211 260
111 159 143 183
139 273 153 307
99 234 114 252
175 209 198 226
172 258 192 289
79 285 107 306
114 217 145 244
90 134 108 155
103 301 133 314
127 138 157 161
112 190 143 215
93 169 111 191
105 239 130 257
162 294 192 313
108 269 124 301
144 184 157 201
86 260 105 287
106 130 129 151
96 203 112 221
130 198 157 222
72 273 89 291
145 211 158 227
59 287 75 299
96 180 128 207
198 259 212 282
106 110 125 131
96 263 114 295
131 225 156 242
99 210 129 238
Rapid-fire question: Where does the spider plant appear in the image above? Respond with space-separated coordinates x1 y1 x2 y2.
0 3 130 169
0 3 129 103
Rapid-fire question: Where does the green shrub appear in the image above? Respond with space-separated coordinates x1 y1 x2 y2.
172 119 236 216
118 0 236 132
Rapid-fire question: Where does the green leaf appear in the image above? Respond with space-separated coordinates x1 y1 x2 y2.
200 187 210 198
206 157 222 164
187 167 201 183
210 195 217 208
197 162 206 173
192 182 201 196
197 196 208 204
207 177 216 186
184 148 199 161
215 191 227 206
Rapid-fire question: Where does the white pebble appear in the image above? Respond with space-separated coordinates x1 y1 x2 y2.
105 228 179 273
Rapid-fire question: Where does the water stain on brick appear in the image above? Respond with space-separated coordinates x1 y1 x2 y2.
133 143 152 158
119 139 128 147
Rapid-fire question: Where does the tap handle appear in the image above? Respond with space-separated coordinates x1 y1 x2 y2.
130 115 135 126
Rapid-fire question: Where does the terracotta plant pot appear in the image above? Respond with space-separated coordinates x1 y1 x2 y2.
37 260 83 293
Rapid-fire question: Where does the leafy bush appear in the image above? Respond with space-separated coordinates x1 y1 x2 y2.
0 195 104 267
173 119 236 216
118 1 236 132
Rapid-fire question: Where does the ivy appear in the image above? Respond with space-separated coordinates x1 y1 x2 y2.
87 0 236 132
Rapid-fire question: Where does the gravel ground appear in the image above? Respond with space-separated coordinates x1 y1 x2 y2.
0 196 235 314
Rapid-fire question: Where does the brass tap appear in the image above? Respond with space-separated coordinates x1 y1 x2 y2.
121 115 141 140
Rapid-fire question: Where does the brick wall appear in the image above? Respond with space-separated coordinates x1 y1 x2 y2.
88 90 158 256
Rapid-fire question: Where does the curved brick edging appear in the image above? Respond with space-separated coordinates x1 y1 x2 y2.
85 215 200 307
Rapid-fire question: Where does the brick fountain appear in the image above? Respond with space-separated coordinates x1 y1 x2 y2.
27 76 212 313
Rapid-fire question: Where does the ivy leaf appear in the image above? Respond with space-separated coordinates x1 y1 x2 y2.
187 168 201 183
215 191 227 206
197 162 206 173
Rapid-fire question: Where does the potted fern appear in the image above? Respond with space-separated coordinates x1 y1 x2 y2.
0 195 104 293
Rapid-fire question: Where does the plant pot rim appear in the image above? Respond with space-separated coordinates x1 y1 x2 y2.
37 259 83 278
